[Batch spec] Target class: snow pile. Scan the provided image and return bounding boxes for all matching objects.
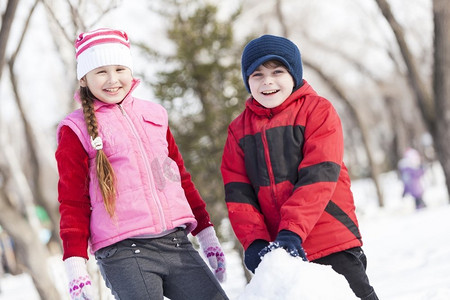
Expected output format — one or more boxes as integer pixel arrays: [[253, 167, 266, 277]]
[[237, 248, 357, 300]]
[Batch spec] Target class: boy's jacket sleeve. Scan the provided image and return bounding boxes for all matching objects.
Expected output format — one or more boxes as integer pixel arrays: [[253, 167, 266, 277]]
[[221, 127, 271, 250]]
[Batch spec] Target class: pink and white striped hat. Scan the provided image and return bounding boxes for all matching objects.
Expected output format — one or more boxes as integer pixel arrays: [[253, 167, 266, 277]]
[[75, 28, 133, 79]]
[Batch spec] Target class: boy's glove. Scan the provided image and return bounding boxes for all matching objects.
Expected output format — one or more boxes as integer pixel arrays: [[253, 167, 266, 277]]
[[244, 239, 270, 273], [196, 226, 227, 282], [259, 230, 308, 261], [64, 256, 94, 300]]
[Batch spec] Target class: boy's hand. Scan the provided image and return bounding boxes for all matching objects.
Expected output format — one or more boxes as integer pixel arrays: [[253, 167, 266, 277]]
[[259, 230, 308, 261], [196, 226, 227, 282], [244, 239, 270, 273]]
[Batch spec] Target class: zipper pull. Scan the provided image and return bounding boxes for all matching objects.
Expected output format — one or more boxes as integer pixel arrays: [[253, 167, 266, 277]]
[[118, 104, 126, 115]]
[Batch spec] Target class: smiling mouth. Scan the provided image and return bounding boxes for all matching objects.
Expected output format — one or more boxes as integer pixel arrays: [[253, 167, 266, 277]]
[[105, 87, 120, 93], [261, 89, 279, 95]]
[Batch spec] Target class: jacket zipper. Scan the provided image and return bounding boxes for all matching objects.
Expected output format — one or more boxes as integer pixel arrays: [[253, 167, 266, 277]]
[[261, 112, 278, 207], [118, 104, 167, 231]]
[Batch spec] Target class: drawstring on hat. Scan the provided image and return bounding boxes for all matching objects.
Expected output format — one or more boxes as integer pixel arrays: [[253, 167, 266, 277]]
[[90, 136, 103, 150]]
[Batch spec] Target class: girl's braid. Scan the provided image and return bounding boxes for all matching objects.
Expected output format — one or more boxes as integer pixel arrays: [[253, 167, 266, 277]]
[[80, 87, 117, 217]]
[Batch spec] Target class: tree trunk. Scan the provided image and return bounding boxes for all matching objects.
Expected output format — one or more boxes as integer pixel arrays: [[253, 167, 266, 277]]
[[0, 0, 19, 80], [432, 0, 450, 202], [0, 176, 61, 300], [375, 0, 450, 201], [8, 60, 61, 250], [374, 0, 435, 130]]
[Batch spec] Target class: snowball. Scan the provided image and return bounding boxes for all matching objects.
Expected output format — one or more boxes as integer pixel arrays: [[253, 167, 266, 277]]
[[238, 249, 357, 300]]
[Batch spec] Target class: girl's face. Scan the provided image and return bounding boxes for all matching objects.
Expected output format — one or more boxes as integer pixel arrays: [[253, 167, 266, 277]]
[[248, 63, 294, 108], [80, 65, 133, 104]]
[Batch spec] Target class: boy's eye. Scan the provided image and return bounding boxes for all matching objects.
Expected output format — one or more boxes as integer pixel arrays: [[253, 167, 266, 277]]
[[250, 72, 262, 77]]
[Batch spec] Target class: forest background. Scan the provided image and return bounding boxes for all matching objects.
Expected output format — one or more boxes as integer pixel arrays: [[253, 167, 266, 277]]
[[0, 0, 449, 299]]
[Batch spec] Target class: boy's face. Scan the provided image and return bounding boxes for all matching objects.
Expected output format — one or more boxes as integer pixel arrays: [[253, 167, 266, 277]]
[[248, 64, 294, 108], [80, 65, 133, 104]]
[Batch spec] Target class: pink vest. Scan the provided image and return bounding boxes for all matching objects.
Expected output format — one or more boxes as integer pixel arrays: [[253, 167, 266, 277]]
[[57, 89, 197, 253]]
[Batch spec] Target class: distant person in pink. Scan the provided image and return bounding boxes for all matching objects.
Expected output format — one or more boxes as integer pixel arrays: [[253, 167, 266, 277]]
[[398, 148, 427, 209]]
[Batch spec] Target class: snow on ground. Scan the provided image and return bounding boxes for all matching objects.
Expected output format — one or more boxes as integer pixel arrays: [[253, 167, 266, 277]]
[[0, 273, 40, 300], [0, 163, 449, 300], [362, 204, 450, 300]]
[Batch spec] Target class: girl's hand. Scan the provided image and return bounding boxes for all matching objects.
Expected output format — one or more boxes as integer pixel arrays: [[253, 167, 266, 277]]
[[196, 226, 227, 282], [64, 256, 95, 300]]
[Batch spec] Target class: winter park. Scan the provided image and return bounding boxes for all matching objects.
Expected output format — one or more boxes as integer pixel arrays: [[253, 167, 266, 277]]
[[1, 165, 449, 299], [1, 0, 450, 300]]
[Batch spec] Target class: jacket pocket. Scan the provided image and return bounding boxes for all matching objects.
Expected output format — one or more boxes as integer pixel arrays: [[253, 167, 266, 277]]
[[95, 244, 118, 260], [344, 247, 367, 269]]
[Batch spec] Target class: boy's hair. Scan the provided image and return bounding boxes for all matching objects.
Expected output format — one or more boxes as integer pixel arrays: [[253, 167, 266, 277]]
[[262, 60, 287, 69], [80, 87, 117, 217], [241, 35, 303, 93]]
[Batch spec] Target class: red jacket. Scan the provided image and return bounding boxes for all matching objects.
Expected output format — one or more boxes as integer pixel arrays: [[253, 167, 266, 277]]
[[221, 80, 362, 261]]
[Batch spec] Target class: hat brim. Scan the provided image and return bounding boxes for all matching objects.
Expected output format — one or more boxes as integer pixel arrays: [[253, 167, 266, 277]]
[[245, 54, 291, 77], [76, 43, 133, 80]]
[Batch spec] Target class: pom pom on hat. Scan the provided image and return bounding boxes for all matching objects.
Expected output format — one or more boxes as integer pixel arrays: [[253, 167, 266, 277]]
[[75, 28, 133, 80], [241, 35, 303, 93]]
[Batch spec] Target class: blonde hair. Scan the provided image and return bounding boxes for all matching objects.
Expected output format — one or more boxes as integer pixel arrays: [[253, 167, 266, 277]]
[[80, 87, 117, 217]]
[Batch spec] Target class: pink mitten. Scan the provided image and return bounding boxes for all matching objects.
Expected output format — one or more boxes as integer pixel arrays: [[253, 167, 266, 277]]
[[64, 256, 94, 300], [196, 226, 227, 282]]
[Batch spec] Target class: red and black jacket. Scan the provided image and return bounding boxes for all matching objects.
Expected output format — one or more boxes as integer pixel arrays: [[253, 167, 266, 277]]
[[221, 80, 362, 261]]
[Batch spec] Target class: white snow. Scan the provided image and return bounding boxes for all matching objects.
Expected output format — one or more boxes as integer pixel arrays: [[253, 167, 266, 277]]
[[237, 249, 356, 300], [0, 164, 449, 299]]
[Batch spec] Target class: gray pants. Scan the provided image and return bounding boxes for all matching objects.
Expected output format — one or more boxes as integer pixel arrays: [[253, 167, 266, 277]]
[[95, 228, 228, 300]]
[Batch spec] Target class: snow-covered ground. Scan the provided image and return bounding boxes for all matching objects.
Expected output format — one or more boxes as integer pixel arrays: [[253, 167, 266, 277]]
[[0, 162, 449, 300]]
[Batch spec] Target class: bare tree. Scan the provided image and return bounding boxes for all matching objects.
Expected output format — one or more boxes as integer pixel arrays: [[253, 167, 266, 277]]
[[374, 0, 435, 129], [0, 0, 19, 80], [8, 0, 62, 249], [0, 1, 62, 298], [375, 0, 450, 201], [432, 0, 450, 201], [0, 167, 60, 300]]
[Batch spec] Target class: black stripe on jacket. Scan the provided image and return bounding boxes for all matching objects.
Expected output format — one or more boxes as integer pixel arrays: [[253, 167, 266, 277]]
[[325, 200, 362, 240], [294, 161, 341, 190], [224, 182, 261, 212], [239, 125, 305, 187]]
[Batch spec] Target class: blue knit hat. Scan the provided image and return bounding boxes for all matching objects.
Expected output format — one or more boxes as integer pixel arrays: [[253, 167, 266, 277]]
[[241, 35, 303, 93]]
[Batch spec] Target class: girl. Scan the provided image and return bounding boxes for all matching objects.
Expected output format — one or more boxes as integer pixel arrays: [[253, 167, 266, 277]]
[[56, 28, 228, 300]]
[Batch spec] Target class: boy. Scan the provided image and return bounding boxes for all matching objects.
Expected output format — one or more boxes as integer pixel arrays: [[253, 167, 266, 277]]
[[221, 35, 378, 300]]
